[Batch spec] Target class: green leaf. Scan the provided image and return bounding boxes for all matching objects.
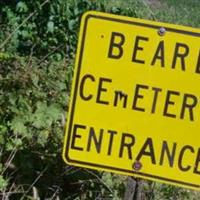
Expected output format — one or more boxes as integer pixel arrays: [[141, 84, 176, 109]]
[[57, 81, 66, 90], [0, 125, 7, 134], [55, 53, 62, 61], [68, 19, 76, 31], [46, 104, 61, 121], [0, 52, 12, 61], [8, 93, 17, 106], [14, 138, 23, 147], [0, 134, 5, 145], [47, 21, 54, 33], [10, 117, 27, 134], [37, 130, 49, 146], [102, 173, 113, 188], [32, 102, 47, 128], [16, 2, 28, 13], [21, 30, 30, 38], [31, 73, 39, 87], [32, 102, 61, 128], [0, 176, 8, 191]]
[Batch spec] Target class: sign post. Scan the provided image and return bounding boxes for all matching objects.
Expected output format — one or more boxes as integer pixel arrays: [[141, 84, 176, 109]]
[[63, 11, 200, 190]]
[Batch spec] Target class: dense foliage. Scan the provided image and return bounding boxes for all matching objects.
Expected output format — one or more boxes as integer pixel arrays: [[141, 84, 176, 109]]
[[0, 0, 200, 199], [0, 0, 132, 199]]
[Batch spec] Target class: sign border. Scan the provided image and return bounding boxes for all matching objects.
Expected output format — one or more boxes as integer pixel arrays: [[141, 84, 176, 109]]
[[63, 11, 200, 190]]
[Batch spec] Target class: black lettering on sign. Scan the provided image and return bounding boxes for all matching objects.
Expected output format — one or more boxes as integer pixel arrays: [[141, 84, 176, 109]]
[[195, 50, 200, 74], [79, 74, 95, 101], [132, 36, 149, 64], [119, 133, 135, 159], [194, 148, 200, 174], [159, 141, 177, 167], [96, 77, 112, 105], [172, 42, 189, 71], [136, 137, 156, 165], [163, 90, 180, 118], [71, 124, 85, 151], [132, 84, 149, 112], [108, 32, 125, 59], [87, 127, 103, 153], [107, 130, 117, 156], [180, 93, 198, 121], [178, 145, 194, 172], [151, 40, 165, 67], [114, 90, 128, 108], [151, 87, 162, 114]]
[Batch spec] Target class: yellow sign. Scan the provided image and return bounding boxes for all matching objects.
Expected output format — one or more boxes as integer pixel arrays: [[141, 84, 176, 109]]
[[63, 11, 200, 190]]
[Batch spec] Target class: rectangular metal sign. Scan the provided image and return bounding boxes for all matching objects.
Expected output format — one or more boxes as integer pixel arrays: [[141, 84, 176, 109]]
[[63, 11, 200, 190]]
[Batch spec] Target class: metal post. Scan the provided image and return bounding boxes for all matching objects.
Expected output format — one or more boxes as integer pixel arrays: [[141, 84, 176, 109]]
[[124, 178, 145, 200]]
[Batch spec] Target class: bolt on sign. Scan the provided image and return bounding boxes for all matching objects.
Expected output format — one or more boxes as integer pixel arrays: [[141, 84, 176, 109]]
[[63, 11, 200, 190]]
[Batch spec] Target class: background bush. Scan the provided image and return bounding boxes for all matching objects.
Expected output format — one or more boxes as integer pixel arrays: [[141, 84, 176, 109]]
[[0, 0, 200, 199]]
